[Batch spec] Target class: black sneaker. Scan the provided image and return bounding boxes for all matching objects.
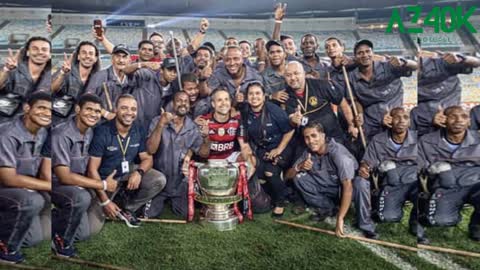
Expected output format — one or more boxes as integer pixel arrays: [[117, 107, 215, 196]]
[[362, 230, 380, 240], [51, 234, 76, 258], [309, 213, 328, 222], [417, 236, 430, 245], [0, 241, 25, 264], [117, 210, 141, 228]]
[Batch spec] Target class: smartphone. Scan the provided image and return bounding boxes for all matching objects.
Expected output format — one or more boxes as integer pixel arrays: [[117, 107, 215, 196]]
[[93, 19, 103, 38], [47, 14, 52, 24]]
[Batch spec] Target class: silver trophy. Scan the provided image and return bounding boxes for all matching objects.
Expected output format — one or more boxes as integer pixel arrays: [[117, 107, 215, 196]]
[[194, 160, 241, 231]]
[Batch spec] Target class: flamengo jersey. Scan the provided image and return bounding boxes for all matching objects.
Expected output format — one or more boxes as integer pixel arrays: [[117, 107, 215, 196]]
[[201, 113, 244, 159]]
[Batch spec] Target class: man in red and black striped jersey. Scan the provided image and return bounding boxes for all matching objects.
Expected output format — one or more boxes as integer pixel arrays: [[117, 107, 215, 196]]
[[197, 88, 251, 163]]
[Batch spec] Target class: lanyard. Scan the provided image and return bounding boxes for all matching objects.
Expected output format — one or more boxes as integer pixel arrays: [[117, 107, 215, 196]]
[[296, 83, 309, 113], [116, 135, 131, 161]]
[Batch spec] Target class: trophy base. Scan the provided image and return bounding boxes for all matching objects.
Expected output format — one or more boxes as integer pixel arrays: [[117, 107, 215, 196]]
[[200, 216, 239, 231]]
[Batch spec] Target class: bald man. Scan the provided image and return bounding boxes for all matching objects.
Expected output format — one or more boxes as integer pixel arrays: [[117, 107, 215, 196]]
[[284, 61, 345, 164], [418, 106, 480, 242]]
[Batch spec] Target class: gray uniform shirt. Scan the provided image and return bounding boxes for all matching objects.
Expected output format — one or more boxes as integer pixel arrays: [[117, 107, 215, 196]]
[[417, 58, 473, 136], [0, 118, 48, 177], [85, 66, 129, 112], [418, 129, 480, 187], [294, 139, 358, 189], [51, 117, 93, 182], [349, 61, 412, 140], [148, 116, 203, 196], [208, 63, 262, 98], [262, 66, 287, 95], [470, 105, 480, 130]]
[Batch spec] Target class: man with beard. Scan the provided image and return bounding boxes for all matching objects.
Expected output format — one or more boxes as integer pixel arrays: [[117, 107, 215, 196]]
[[165, 73, 211, 120], [183, 45, 215, 84], [286, 121, 356, 238], [355, 107, 421, 240], [128, 57, 179, 131], [243, 82, 294, 216], [51, 41, 101, 125], [144, 92, 204, 218], [0, 92, 52, 263], [349, 39, 417, 141], [86, 44, 132, 121], [197, 88, 250, 162], [51, 94, 118, 258], [285, 61, 345, 162], [418, 106, 480, 242], [299, 34, 329, 79], [88, 94, 166, 228], [417, 52, 480, 136], [201, 46, 262, 101], [0, 37, 51, 124]]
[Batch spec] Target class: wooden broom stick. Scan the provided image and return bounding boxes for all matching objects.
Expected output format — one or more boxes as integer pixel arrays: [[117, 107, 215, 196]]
[[275, 219, 418, 252], [0, 262, 51, 270], [418, 244, 480, 258], [52, 255, 133, 270], [139, 218, 187, 224]]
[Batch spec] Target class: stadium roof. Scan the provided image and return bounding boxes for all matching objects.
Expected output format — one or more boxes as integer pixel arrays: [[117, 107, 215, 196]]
[[0, 0, 478, 19]]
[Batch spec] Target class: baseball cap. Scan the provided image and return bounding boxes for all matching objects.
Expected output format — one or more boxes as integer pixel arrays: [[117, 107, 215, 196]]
[[162, 58, 177, 69], [266, 40, 285, 52], [354, 39, 373, 54], [112, 44, 130, 55]]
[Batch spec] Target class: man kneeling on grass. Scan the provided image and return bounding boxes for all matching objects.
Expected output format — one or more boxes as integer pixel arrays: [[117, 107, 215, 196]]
[[286, 121, 356, 238], [356, 107, 421, 241], [0, 92, 52, 263], [51, 94, 118, 257], [87, 94, 166, 228], [418, 105, 480, 242]]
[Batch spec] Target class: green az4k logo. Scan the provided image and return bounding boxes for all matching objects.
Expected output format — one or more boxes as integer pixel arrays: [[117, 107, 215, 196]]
[[386, 6, 477, 33]]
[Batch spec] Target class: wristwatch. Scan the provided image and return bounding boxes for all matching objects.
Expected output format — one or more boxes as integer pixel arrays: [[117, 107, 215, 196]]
[[136, 168, 145, 177]]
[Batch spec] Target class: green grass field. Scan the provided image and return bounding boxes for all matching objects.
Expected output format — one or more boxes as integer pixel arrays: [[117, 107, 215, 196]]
[[2, 205, 479, 270]]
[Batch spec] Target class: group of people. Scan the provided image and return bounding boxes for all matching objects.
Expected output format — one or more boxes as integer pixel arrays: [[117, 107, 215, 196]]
[[0, 3, 479, 264]]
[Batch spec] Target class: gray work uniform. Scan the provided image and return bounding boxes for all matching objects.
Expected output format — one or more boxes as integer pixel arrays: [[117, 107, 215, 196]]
[[52, 65, 96, 126], [85, 66, 130, 113], [0, 118, 50, 252], [145, 116, 203, 218], [0, 62, 51, 124], [262, 66, 287, 95], [348, 61, 413, 141], [418, 129, 480, 237], [294, 139, 358, 217], [417, 58, 472, 136], [208, 63, 262, 98], [355, 130, 421, 236], [470, 105, 480, 130], [129, 68, 164, 131], [51, 118, 104, 247], [299, 54, 329, 79]]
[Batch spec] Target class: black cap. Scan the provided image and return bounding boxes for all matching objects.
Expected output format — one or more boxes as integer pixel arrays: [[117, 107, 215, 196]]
[[354, 39, 373, 54], [162, 58, 177, 69], [202, 42, 216, 53], [112, 44, 130, 55], [266, 40, 284, 52]]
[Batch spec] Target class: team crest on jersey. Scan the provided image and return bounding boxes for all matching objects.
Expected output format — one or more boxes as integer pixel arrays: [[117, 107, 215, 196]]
[[218, 127, 225, 136], [309, 96, 318, 106], [227, 127, 236, 136]]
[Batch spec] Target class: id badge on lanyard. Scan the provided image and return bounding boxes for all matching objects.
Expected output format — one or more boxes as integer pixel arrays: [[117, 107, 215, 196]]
[[117, 135, 131, 174]]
